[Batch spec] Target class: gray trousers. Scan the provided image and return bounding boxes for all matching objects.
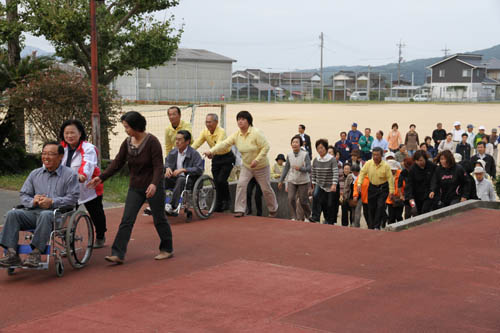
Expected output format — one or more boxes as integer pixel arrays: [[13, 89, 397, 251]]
[[0, 209, 54, 252], [287, 183, 311, 220], [352, 200, 362, 228]]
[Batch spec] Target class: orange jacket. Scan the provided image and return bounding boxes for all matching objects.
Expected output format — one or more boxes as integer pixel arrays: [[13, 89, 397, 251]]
[[353, 176, 370, 204], [386, 170, 404, 204]]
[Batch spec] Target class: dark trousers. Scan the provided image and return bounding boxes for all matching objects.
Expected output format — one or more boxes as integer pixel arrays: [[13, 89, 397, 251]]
[[414, 198, 435, 215], [387, 204, 403, 224], [341, 202, 354, 226], [165, 175, 197, 209], [361, 151, 372, 161], [83, 195, 107, 239], [312, 187, 336, 224], [404, 201, 413, 219], [246, 177, 262, 216], [367, 182, 389, 229], [112, 184, 173, 260], [362, 203, 370, 226], [212, 152, 235, 209]]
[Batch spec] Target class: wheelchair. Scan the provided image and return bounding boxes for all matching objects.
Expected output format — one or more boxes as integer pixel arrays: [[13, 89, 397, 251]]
[[2, 205, 94, 277], [165, 174, 217, 222]]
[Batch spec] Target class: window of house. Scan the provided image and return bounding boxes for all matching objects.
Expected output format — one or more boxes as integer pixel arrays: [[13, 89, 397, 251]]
[[439, 69, 445, 77], [462, 69, 471, 77]]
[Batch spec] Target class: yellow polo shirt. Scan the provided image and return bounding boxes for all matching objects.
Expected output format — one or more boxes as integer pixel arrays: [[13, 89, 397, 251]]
[[192, 126, 231, 155], [210, 126, 269, 169], [164, 120, 192, 154], [356, 159, 394, 193]]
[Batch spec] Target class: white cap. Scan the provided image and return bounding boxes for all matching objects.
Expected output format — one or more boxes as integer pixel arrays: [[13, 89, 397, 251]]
[[473, 166, 485, 174], [478, 125, 485, 130], [453, 153, 462, 163], [388, 160, 401, 170], [384, 151, 395, 160], [453, 121, 461, 126], [475, 159, 486, 169]]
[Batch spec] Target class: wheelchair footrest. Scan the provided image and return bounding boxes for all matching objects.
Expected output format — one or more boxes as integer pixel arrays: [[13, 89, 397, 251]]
[[15, 244, 51, 255]]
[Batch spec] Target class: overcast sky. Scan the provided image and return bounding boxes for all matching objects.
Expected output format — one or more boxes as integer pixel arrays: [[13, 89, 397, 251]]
[[26, 0, 500, 71]]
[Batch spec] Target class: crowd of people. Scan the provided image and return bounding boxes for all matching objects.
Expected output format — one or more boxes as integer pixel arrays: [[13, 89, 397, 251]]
[[1, 108, 499, 268], [270, 121, 498, 229]]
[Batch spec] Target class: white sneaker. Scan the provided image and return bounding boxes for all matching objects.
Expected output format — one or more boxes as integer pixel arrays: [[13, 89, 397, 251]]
[[165, 203, 173, 214], [291, 218, 296, 221], [304, 218, 310, 222]]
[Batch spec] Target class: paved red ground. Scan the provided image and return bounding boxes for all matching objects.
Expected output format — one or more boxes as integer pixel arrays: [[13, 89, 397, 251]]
[[1, 207, 499, 332]]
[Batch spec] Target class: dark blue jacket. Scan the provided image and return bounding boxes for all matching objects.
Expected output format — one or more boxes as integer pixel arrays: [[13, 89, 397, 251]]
[[165, 145, 204, 176], [334, 139, 353, 164]]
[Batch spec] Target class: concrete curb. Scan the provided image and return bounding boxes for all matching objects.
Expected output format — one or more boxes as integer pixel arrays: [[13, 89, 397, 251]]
[[386, 200, 500, 232]]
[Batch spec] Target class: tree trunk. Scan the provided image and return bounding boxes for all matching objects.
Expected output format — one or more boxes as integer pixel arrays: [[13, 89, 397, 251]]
[[6, 0, 25, 149]]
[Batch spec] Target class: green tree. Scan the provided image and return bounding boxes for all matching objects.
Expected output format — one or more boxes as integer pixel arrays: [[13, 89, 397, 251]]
[[23, 0, 182, 157]]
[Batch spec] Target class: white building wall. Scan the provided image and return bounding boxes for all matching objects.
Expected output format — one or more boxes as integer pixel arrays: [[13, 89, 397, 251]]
[[430, 82, 494, 101], [113, 60, 233, 102]]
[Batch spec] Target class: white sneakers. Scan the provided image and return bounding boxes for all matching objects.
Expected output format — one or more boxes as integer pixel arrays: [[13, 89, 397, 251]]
[[165, 203, 173, 214]]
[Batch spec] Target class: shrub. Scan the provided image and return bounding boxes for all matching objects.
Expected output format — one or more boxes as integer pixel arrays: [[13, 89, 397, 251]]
[[4, 68, 121, 148]]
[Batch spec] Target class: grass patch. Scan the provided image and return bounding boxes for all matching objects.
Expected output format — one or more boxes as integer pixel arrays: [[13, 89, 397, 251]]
[[0, 171, 30, 191], [0, 172, 129, 203]]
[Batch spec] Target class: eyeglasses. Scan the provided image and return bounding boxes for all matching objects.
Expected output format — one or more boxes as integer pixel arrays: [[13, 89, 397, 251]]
[[41, 152, 59, 156]]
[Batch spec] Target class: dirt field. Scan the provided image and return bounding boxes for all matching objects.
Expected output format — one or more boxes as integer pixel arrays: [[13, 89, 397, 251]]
[[113, 103, 500, 164]]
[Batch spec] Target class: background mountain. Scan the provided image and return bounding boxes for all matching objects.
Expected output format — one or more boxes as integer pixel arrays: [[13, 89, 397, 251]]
[[21, 45, 53, 58], [311, 44, 500, 86]]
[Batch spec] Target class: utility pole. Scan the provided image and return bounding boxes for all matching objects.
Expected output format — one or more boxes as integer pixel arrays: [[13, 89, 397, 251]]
[[320, 32, 324, 100], [441, 45, 451, 57], [90, 0, 101, 165], [397, 39, 405, 86]]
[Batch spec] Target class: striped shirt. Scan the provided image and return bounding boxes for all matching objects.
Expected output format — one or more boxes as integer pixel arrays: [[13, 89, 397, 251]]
[[311, 154, 339, 192]]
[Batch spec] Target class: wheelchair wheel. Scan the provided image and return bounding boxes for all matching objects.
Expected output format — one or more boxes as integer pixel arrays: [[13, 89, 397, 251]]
[[192, 175, 216, 219], [66, 211, 94, 269], [55, 260, 64, 277]]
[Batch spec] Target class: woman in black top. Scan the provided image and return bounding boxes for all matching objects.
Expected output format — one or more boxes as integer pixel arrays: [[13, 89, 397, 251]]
[[406, 150, 437, 215], [430, 150, 470, 208], [88, 111, 173, 264]]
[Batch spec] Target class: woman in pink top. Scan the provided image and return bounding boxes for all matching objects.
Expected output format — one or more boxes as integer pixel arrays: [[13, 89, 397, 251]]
[[387, 123, 402, 152]]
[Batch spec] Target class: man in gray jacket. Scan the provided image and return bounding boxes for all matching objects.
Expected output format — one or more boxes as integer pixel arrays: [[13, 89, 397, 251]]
[[0, 142, 80, 268], [164, 130, 204, 214], [474, 167, 496, 202]]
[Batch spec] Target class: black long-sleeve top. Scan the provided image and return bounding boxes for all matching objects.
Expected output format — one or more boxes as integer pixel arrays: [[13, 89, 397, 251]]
[[432, 129, 447, 146], [431, 164, 470, 205], [470, 154, 496, 179], [406, 161, 437, 201]]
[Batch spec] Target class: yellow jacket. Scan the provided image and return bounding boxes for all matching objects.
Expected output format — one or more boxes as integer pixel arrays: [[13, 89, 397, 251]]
[[164, 120, 192, 154], [192, 126, 231, 155]]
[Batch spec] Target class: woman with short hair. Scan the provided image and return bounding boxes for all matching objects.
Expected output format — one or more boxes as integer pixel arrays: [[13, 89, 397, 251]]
[[205, 110, 278, 218], [88, 111, 173, 264], [278, 135, 312, 221], [60, 119, 107, 248]]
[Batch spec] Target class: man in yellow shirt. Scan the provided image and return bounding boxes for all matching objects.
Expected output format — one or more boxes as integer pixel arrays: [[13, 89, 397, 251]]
[[165, 106, 192, 154], [192, 113, 235, 211], [355, 147, 394, 229]]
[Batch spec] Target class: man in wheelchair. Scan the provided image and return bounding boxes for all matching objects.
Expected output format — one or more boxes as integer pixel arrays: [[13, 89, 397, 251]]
[[0, 142, 79, 268], [164, 130, 204, 215]]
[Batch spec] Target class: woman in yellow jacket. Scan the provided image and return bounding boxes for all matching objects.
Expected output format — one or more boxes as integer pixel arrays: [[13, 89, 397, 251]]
[[205, 111, 278, 218]]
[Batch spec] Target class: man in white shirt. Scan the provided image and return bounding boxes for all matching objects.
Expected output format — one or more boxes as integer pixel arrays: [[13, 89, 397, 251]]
[[452, 121, 465, 143], [474, 167, 496, 201]]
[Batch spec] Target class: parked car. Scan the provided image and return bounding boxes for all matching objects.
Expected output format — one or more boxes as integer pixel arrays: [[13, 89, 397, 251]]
[[412, 94, 429, 102], [350, 91, 369, 101]]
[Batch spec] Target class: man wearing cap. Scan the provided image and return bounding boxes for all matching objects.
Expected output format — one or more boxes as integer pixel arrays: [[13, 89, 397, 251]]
[[471, 142, 496, 179], [347, 123, 363, 151], [489, 128, 498, 166], [466, 124, 475, 148], [452, 121, 465, 143], [356, 147, 394, 230], [474, 167, 496, 201], [473, 126, 487, 148]]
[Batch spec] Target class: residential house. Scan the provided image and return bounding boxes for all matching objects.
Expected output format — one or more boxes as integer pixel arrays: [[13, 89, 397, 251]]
[[427, 53, 499, 101]]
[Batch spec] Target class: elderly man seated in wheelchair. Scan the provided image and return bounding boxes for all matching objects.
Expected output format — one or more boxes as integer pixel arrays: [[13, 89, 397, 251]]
[[0, 142, 79, 268], [164, 130, 204, 215]]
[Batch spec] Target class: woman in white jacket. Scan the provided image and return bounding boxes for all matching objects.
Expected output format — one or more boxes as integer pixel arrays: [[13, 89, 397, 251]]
[[60, 119, 107, 248]]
